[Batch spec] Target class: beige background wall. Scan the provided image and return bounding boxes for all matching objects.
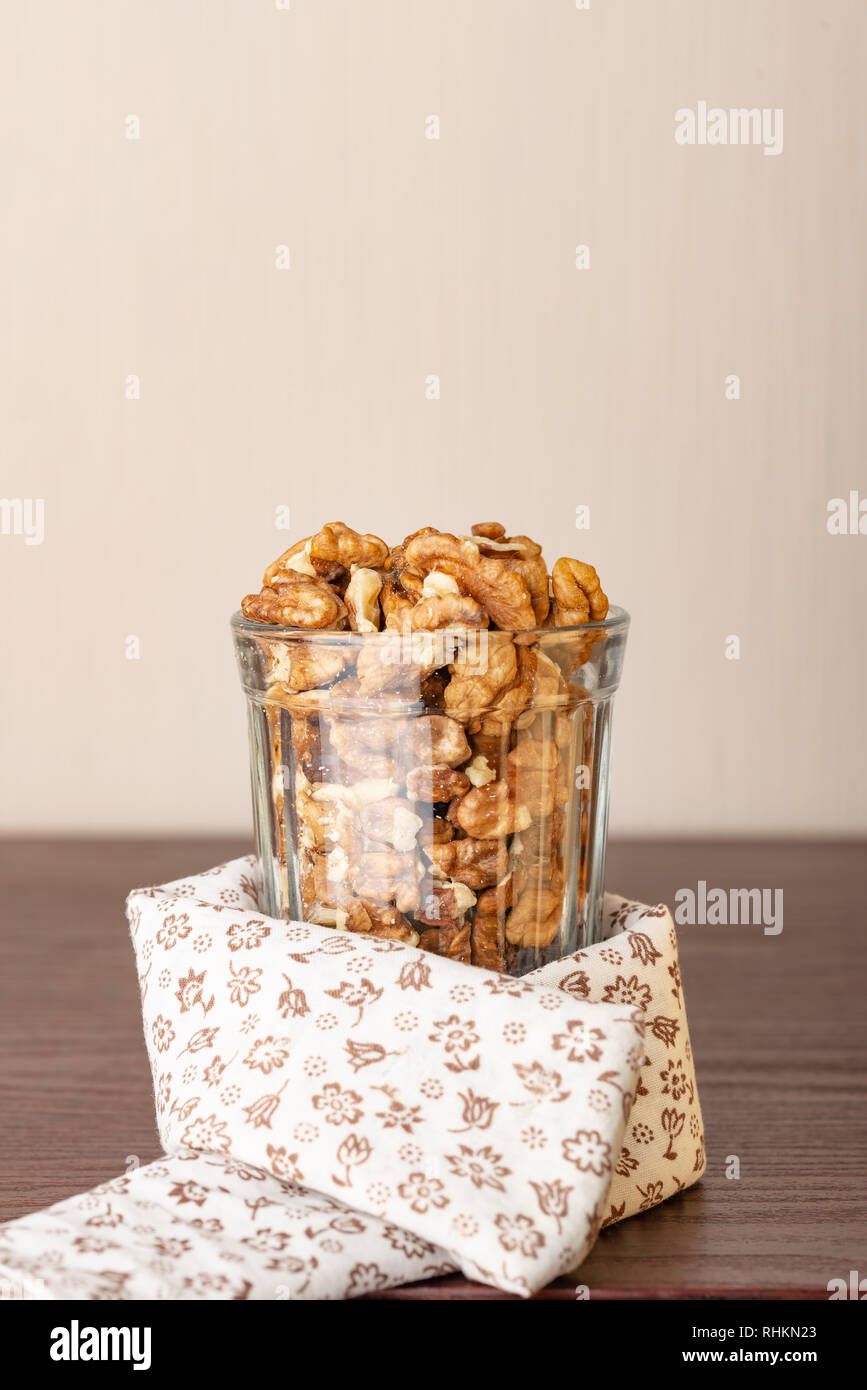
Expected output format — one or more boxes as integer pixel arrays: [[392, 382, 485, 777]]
[[1, 0, 865, 836]]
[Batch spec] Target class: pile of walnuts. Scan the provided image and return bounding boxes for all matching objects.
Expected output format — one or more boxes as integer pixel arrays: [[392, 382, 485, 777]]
[[241, 522, 609, 973]]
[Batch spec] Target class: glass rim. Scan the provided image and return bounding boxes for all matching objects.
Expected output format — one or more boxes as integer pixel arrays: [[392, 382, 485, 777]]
[[230, 603, 630, 642]]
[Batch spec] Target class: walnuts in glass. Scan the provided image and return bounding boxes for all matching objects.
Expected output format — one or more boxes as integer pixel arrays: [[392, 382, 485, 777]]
[[239, 520, 611, 968]]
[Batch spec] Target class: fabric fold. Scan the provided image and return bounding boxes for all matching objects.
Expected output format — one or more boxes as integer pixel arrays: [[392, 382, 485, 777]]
[[0, 857, 703, 1300]]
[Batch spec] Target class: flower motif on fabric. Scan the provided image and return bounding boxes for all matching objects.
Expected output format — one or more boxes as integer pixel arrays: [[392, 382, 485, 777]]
[[324, 977, 384, 1027], [396, 958, 433, 992], [602, 974, 653, 1012], [241, 1083, 287, 1129], [312, 1082, 363, 1127], [562, 1129, 612, 1176], [445, 1145, 511, 1192], [152, 1015, 176, 1054], [228, 960, 262, 1007], [181, 1114, 232, 1153], [449, 1089, 499, 1133], [556, 968, 590, 998], [243, 1036, 290, 1075], [383, 1225, 437, 1259], [627, 929, 663, 967], [397, 1172, 449, 1215], [637, 1180, 665, 1211], [345, 1263, 388, 1297], [226, 920, 270, 952], [277, 975, 309, 1019], [659, 1058, 690, 1102], [265, 1145, 304, 1182], [529, 1180, 572, 1234], [551, 1018, 605, 1064], [502, 1021, 526, 1045], [174, 967, 215, 1017], [167, 1181, 208, 1207], [661, 1108, 686, 1160], [428, 1015, 480, 1073], [520, 1125, 548, 1150], [513, 1060, 570, 1103], [372, 1085, 424, 1134], [156, 913, 191, 950], [494, 1213, 544, 1259]]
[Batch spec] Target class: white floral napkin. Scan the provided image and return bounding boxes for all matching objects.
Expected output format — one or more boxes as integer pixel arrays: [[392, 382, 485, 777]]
[[0, 857, 648, 1300], [0, 1152, 453, 1300]]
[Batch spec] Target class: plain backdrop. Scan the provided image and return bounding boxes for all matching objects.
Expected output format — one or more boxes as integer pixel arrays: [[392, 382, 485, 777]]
[[1, 0, 865, 835]]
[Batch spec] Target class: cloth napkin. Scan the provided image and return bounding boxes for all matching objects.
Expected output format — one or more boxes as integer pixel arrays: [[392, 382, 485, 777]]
[[0, 1153, 456, 1300], [0, 857, 701, 1299]]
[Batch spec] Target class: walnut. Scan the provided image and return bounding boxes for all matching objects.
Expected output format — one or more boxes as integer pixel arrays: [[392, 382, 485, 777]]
[[471, 914, 506, 971], [420, 672, 448, 710], [386, 528, 439, 585], [443, 634, 518, 723], [403, 532, 536, 630], [505, 900, 562, 949], [406, 765, 472, 802], [360, 797, 424, 852], [551, 557, 609, 625], [410, 715, 471, 768], [421, 570, 461, 599], [470, 522, 507, 541], [355, 631, 446, 695], [415, 880, 477, 927], [470, 727, 512, 779], [455, 780, 531, 838], [344, 568, 383, 633], [348, 850, 422, 913], [242, 575, 346, 630], [428, 816, 455, 845], [296, 793, 341, 852], [465, 525, 541, 561], [266, 643, 346, 693], [303, 773, 401, 812], [263, 539, 319, 586], [418, 927, 442, 954], [439, 919, 472, 964], [506, 736, 559, 819], [475, 644, 536, 733], [311, 847, 353, 908], [309, 522, 389, 571], [505, 866, 564, 948], [459, 530, 548, 621], [396, 569, 424, 600], [508, 736, 559, 774], [344, 899, 419, 945], [355, 634, 421, 697], [429, 836, 508, 889], [408, 592, 488, 631], [476, 875, 515, 916], [507, 552, 550, 625], [381, 575, 416, 630], [464, 753, 496, 787], [326, 718, 403, 782], [326, 673, 364, 704]]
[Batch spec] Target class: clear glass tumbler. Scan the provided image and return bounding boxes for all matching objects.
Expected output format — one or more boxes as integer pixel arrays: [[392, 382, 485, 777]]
[[232, 610, 629, 975]]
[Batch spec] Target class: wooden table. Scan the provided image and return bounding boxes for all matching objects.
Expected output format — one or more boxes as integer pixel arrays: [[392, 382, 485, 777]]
[[1, 837, 864, 1299]]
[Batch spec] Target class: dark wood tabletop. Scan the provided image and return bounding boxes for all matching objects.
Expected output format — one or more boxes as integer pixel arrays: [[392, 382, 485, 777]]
[[1, 837, 864, 1300]]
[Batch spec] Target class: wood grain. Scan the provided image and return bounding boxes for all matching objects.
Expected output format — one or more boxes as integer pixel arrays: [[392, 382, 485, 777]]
[[1, 837, 865, 1299]]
